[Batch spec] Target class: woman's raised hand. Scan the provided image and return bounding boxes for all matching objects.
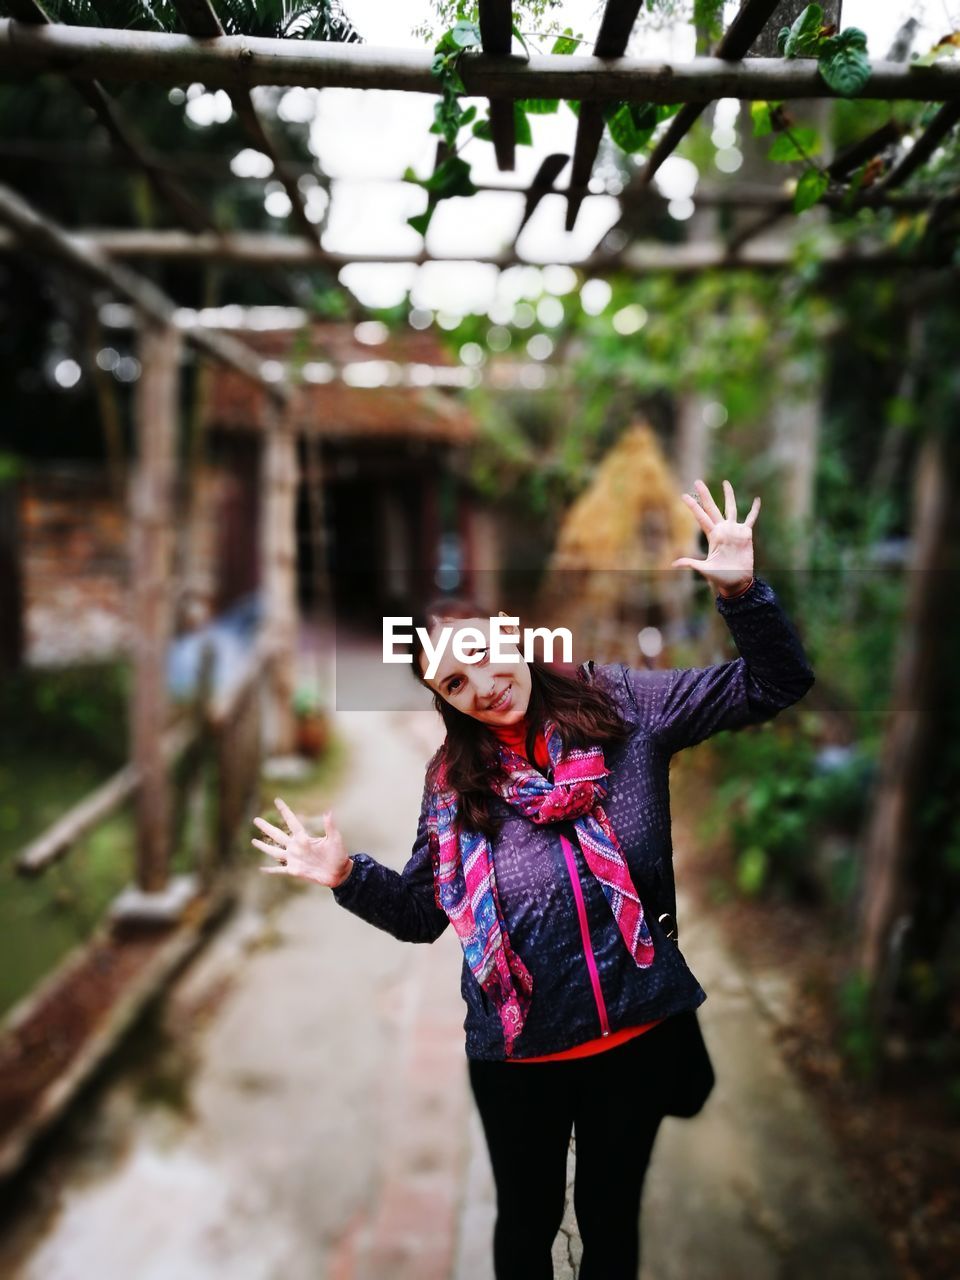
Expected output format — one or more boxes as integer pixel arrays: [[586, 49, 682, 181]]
[[671, 478, 759, 597], [252, 797, 352, 888]]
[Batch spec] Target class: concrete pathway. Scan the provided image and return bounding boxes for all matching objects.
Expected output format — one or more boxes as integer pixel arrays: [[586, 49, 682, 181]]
[[0, 646, 899, 1280]]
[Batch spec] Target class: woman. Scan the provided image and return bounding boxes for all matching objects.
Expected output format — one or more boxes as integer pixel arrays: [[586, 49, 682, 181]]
[[251, 479, 815, 1279]]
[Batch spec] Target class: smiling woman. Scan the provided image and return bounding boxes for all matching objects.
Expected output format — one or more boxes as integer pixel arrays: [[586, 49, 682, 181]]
[[253, 479, 816, 1280]]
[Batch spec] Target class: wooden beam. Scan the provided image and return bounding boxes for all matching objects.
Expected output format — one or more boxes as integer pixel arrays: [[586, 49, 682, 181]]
[[168, 0, 322, 245], [0, 183, 290, 401], [636, 0, 786, 189], [877, 100, 960, 193], [479, 0, 516, 172], [259, 404, 299, 756], [0, 225, 953, 275], [129, 321, 181, 894], [2, 24, 958, 101], [566, 0, 643, 231], [515, 152, 571, 239], [2, 0, 214, 233]]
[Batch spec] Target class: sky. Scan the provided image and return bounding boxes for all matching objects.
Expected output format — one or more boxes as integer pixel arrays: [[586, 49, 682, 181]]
[[196, 1, 959, 316]]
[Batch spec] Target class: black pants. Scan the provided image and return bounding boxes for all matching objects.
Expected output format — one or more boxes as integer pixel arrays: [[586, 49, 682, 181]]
[[468, 1010, 715, 1280]]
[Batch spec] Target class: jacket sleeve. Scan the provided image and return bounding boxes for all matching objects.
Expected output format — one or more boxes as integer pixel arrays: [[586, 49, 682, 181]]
[[623, 577, 815, 755], [331, 768, 450, 944]]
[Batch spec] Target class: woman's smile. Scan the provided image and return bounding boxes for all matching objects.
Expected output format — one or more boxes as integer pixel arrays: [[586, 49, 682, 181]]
[[485, 684, 513, 714]]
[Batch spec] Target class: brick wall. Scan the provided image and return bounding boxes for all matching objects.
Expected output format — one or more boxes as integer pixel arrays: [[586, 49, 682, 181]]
[[19, 465, 234, 667]]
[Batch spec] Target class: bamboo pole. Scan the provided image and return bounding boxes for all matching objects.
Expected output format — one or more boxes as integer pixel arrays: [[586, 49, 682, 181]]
[[1, 23, 958, 101], [129, 321, 182, 894], [259, 403, 299, 756]]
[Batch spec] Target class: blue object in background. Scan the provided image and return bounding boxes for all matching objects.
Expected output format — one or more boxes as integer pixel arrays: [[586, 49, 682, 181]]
[[167, 592, 264, 703]]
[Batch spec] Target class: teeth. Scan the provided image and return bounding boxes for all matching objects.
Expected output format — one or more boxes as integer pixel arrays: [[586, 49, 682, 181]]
[[490, 687, 509, 709]]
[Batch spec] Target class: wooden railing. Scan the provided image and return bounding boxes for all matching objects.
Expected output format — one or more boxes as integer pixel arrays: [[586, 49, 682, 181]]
[[14, 633, 277, 889]]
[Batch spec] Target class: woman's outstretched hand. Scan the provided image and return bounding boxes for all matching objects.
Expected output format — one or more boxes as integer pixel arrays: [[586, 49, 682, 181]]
[[671, 478, 759, 598], [252, 797, 352, 888]]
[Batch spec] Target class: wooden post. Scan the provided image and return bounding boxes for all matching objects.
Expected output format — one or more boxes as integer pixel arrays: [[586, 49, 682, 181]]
[[129, 320, 182, 893], [260, 404, 299, 755], [856, 426, 960, 1012]]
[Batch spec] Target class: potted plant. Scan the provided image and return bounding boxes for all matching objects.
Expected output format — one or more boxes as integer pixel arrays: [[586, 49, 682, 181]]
[[293, 684, 329, 758]]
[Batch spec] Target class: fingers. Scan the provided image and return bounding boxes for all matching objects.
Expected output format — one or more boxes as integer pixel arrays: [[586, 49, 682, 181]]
[[671, 557, 706, 571], [693, 479, 724, 524], [679, 491, 714, 536], [722, 478, 738, 523], [253, 815, 289, 846], [322, 809, 338, 837], [275, 796, 306, 837], [744, 495, 761, 528], [252, 837, 288, 861]]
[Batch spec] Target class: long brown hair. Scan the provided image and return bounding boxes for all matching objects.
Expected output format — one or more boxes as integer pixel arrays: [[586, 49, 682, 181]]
[[411, 596, 630, 839]]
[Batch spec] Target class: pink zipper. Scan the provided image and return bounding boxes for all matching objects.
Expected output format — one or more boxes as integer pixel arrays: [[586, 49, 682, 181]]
[[559, 833, 611, 1037]]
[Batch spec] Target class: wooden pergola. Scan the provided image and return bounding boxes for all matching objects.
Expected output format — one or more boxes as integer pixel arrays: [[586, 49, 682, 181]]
[[2, 0, 956, 1000]]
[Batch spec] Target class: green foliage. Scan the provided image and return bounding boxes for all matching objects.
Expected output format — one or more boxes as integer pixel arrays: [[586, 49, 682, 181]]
[[794, 166, 829, 212], [776, 4, 871, 98], [34, 0, 363, 41], [0, 662, 130, 764], [750, 100, 783, 137], [692, 0, 724, 45], [836, 970, 882, 1078], [768, 126, 821, 163], [911, 31, 960, 68], [818, 28, 870, 96]]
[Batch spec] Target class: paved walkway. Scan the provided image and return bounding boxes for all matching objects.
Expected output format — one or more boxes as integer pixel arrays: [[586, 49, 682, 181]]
[[0, 648, 899, 1280]]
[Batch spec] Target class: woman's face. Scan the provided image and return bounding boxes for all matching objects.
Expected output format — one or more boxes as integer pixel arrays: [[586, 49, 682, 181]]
[[421, 614, 533, 725]]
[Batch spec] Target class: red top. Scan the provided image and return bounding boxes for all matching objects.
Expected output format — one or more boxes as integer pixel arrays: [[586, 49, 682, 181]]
[[489, 713, 666, 1063]]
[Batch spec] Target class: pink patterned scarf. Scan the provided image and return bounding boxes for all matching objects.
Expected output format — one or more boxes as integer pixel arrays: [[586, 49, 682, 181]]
[[427, 720, 655, 1056]]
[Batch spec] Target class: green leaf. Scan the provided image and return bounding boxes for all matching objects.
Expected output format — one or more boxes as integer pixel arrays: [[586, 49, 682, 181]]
[[429, 96, 463, 138], [782, 4, 824, 59], [793, 167, 829, 212], [407, 209, 433, 237], [514, 103, 533, 146], [605, 101, 658, 153], [472, 117, 492, 141], [566, 100, 580, 117], [736, 846, 768, 896], [459, 105, 477, 126], [511, 22, 530, 58], [819, 29, 871, 96], [552, 28, 582, 55], [751, 100, 783, 137], [521, 98, 559, 115], [420, 155, 476, 198], [768, 126, 821, 162], [911, 33, 960, 67], [450, 19, 481, 49]]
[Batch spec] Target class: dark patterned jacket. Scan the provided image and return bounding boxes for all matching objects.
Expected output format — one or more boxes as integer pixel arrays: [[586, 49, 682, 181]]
[[333, 578, 815, 1060]]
